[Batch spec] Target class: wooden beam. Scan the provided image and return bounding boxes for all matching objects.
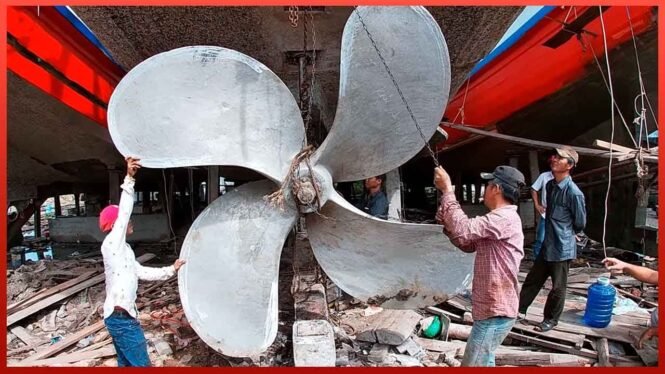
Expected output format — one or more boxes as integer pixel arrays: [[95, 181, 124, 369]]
[[596, 338, 612, 367], [7, 254, 155, 326], [15, 345, 115, 367], [7, 271, 97, 315], [572, 159, 635, 180], [74, 192, 81, 216], [441, 122, 658, 162], [593, 139, 638, 154], [511, 323, 585, 349], [10, 326, 40, 346], [19, 320, 107, 364]]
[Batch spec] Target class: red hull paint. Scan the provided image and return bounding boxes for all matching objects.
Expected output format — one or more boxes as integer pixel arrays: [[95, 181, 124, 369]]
[[7, 43, 108, 126], [7, 6, 124, 126], [441, 6, 655, 148]]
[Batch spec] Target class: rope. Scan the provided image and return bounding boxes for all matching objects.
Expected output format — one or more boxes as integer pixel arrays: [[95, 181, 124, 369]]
[[264, 145, 317, 211], [625, 7, 658, 130], [451, 77, 472, 125], [598, 7, 614, 260], [578, 34, 638, 148]]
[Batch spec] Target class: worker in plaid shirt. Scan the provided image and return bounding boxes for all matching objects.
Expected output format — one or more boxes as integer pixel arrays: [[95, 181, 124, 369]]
[[435, 165, 525, 367]]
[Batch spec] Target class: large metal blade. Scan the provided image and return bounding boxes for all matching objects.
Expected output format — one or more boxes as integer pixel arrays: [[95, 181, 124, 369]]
[[307, 192, 473, 309], [108, 46, 304, 182], [313, 6, 451, 182], [178, 180, 298, 357]]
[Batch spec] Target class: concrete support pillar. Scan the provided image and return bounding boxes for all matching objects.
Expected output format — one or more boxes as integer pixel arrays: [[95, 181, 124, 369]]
[[509, 156, 519, 169], [108, 169, 123, 204], [53, 195, 62, 217], [188, 168, 195, 221], [74, 192, 81, 216], [385, 168, 402, 221], [454, 173, 462, 201], [33, 202, 41, 238], [142, 189, 152, 214], [528, 150, 540, 227], [528, 150, 540, 184], [207, 166, 220, 204]]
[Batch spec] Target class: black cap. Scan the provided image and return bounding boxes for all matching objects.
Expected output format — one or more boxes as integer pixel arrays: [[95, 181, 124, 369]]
[[480, 165, 525, 189]]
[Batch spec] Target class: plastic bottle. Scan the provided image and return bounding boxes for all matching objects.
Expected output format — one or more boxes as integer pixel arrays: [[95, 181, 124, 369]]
[[583, 276, 616, 328]]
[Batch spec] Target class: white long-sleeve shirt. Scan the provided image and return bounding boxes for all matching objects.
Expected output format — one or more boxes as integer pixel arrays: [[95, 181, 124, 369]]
[[101, 175, 175, 319]]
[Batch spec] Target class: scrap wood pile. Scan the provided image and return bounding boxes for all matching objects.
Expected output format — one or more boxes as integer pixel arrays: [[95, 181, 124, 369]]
[[327, 245, 658, 367], [5, 251, 225, 367]]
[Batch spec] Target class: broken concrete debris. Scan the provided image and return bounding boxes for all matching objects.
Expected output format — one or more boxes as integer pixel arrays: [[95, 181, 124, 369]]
[[5, 240, 658, 367]]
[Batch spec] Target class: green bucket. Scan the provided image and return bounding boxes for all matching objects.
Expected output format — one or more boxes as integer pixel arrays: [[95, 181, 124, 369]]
[[422, 315, 442, 338]]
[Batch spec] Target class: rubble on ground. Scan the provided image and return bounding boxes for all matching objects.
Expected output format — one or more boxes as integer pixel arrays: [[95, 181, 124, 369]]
[[6, 240, 658, 367]]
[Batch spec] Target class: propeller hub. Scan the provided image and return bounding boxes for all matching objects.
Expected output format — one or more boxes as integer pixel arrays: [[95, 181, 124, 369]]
[[293, 164, 333, 213]]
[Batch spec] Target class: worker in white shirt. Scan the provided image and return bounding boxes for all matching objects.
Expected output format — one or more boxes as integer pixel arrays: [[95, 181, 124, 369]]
[[98, 156, 185, 367], [530, 154, 555, 259]]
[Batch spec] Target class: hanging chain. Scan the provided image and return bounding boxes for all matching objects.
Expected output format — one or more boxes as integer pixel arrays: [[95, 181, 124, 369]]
[[307, 8, 317, 135], [288, 6, 299, 28], [353, 7, 440, 167]]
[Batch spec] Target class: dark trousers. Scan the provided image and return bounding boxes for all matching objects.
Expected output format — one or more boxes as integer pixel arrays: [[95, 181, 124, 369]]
[[519, 255, 570, 322], [104, 310, 151, 367]]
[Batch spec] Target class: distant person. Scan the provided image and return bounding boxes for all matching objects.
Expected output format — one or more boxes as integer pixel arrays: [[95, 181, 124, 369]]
[[360, 175, 389, 219], [99, 157, 186, 367], [519, 147, 586, 333], [530, 154, 556, 259]]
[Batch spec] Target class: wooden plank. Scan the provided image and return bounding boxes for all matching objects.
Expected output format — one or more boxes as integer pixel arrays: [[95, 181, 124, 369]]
[[425, 306, 462, 322], [596, 338, 611, 367], [635, 344, 658, 366], [19, 320, 106, 364], [13, 346, 116, 367], [593, 139, 637, 154], [506, 331, 629, 363], [511, 323, 585, 348], [7, 271, 97, 315], [447, 323, 472, 340], [616, 287, 658, 308], [412, 337, 465, 356], [441, 122, 658, 162], [522, 303, 636, 344], [6, 339, 51, 357], [7, 254, 155, 326], [10, 326, 40, 346], [494, 351, 595, 367]]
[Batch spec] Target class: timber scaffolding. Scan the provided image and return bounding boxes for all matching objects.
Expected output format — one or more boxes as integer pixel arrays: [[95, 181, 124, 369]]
[[5, 234, 659, 367]]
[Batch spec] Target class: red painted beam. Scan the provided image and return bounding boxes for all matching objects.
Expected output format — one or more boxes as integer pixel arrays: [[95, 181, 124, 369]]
[[7, 6, 125, 127], [441, 6, 655, 147], [8, 43, 108, 126]]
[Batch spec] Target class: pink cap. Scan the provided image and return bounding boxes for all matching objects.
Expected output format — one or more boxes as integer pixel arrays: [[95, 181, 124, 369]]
[[99, 205, 119, 233]]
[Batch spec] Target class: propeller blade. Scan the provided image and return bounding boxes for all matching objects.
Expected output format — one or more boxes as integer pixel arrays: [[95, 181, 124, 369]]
[[178, 180, 298, 357], [313, 6, 451, 182], [307, 192, 473, 309], [108, 46, 304, 182]]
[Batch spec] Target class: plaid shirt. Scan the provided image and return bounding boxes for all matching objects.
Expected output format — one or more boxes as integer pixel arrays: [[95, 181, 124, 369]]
[[440, 192, 524, 320]]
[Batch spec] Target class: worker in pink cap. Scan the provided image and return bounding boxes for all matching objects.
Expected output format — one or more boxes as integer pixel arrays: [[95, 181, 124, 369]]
[[100, 156, 185, 367]]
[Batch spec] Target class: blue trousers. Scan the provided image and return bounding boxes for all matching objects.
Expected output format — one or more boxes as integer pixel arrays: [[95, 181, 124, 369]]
[[104, 310, 151, 367], [462, 316, 515, 367], [533, 217, 546, 259]]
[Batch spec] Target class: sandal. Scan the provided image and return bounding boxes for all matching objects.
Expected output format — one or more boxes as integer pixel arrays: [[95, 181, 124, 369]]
[[535, 319, 557, 332], [516, 312, 528, 324]]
